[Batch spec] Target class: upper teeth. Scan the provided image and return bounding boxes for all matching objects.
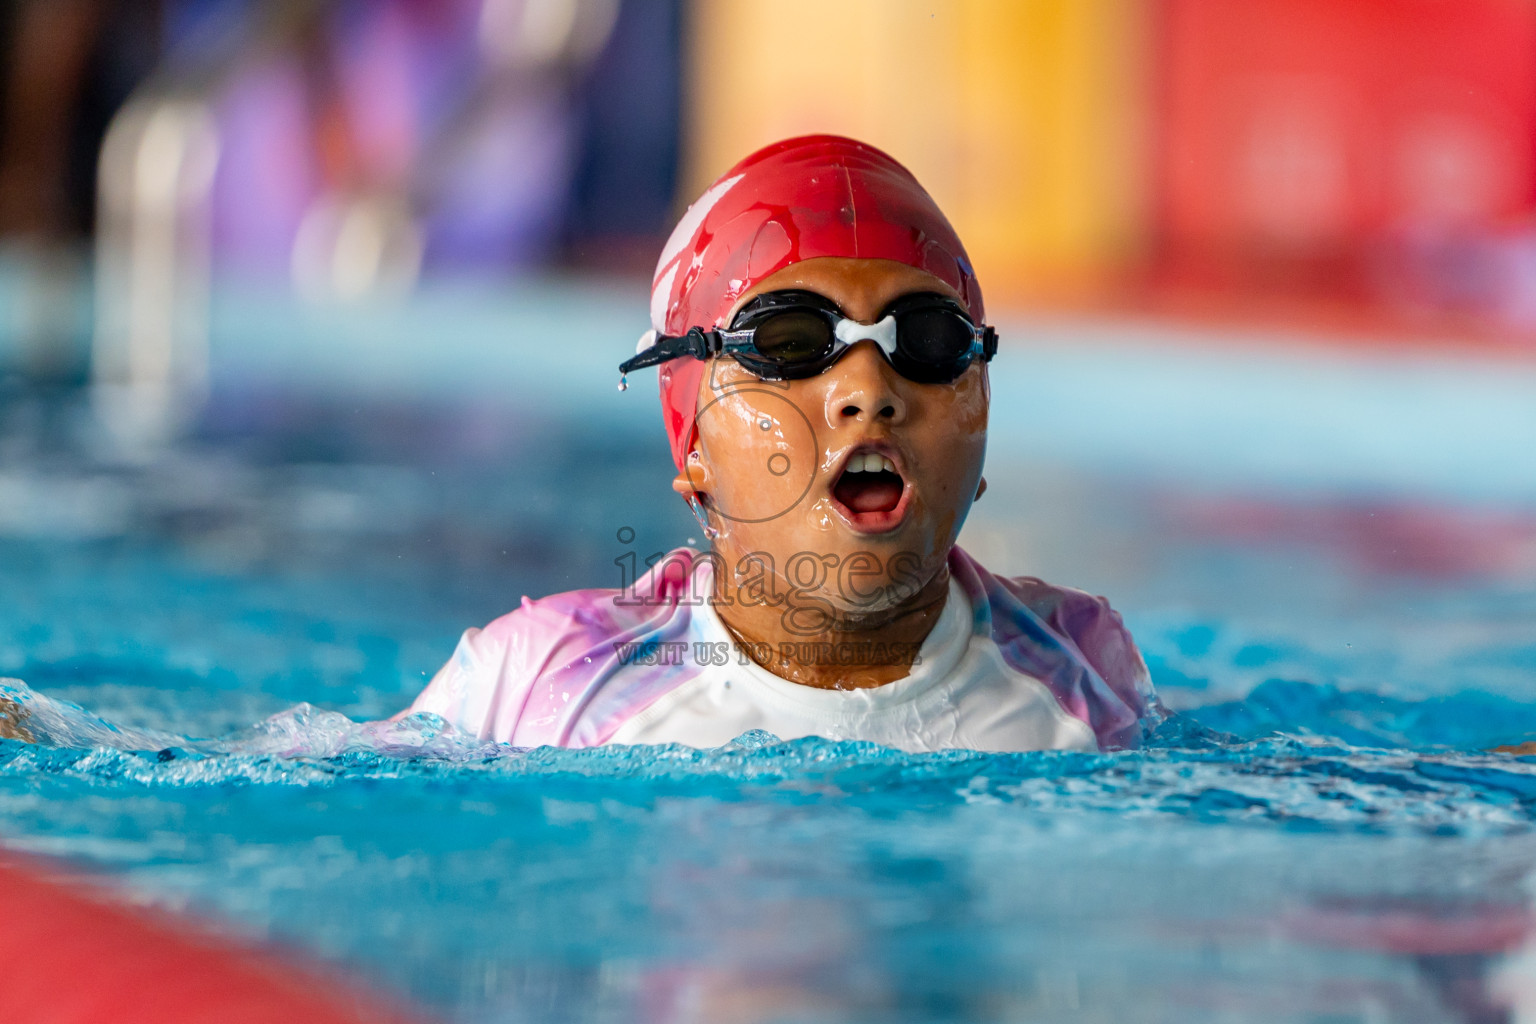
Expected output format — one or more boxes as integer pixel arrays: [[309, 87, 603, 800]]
[[847, 453, 897, 474]]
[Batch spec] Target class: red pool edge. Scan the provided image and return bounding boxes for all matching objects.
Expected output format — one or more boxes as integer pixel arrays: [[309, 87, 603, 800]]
[[0, 853, 430, 1024]]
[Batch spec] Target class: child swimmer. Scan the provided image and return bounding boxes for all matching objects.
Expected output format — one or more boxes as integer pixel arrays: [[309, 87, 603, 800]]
[[401, 135, 1161, 752]]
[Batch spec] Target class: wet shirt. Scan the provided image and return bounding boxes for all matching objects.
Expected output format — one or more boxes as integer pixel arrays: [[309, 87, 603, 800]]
[[403, 547, 1159, 753]]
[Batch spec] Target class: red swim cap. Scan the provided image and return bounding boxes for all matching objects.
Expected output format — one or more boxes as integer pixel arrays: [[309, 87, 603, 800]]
[[650, 134, 984, 473]]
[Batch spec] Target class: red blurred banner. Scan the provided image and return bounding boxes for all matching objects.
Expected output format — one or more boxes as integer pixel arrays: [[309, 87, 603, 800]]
[[1154, 0, 1536, 322]]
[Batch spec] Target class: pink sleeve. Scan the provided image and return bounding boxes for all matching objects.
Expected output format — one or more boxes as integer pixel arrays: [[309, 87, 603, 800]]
[[1007, 577, 1159, 744], [950, 545, 1160, 750], [397, 594, 581, 744], [402, 624, 503, 737], [1047, 589, 1156, 708], [393, 552, 705, 747]]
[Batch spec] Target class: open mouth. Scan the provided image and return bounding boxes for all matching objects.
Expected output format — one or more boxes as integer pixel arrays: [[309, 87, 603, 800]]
[[830, 448, 909, 531]]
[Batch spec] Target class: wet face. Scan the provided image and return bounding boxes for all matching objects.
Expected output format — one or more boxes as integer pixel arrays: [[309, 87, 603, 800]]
[[675, 256, 989, 619]]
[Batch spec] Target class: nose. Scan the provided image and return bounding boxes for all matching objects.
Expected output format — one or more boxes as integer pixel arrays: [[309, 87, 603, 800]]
[[823, 341, 907, 429]]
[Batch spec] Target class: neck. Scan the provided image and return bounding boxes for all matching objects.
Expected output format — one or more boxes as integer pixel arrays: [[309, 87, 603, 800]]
[[708, 551, 952, 689]]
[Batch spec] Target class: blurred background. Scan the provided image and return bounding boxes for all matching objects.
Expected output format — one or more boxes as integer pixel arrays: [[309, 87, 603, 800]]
[[6, 0, 1536, 403], [1, 0, 1535, 393], [3, 3, 1536, 1021]]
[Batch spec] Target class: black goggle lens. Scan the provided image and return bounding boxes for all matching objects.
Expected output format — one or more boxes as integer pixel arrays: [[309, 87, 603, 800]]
[[893, 308, 976, 366], [751, 310, 836, 365]]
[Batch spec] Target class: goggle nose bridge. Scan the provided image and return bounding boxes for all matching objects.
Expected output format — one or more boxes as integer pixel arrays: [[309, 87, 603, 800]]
[[833, 314, 899, 357]]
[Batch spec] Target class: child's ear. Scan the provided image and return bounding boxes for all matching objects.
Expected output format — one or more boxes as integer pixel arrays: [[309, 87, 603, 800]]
[[974, 476, 987, 501], [672, 448, 712, 497]]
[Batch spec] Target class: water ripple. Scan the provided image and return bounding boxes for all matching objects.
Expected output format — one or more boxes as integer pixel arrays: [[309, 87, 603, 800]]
[[2, 678, 1533, 838]]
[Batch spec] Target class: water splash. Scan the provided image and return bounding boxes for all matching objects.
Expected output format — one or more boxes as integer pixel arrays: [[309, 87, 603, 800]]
[[2, 677, 1534, 836]]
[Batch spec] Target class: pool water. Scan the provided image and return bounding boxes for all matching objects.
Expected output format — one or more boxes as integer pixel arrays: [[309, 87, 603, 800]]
[[4, 325, 1536, 1022]]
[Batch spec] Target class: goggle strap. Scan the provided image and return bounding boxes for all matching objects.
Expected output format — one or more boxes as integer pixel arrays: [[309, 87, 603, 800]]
[[618, 326, 722, 374]]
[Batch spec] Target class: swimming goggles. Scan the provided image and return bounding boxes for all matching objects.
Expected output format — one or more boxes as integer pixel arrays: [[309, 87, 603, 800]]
[[619, 290, 998, 385]]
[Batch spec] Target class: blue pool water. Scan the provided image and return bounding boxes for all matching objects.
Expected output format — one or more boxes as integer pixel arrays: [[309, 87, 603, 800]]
[[4, 298, 1536, 1022]]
